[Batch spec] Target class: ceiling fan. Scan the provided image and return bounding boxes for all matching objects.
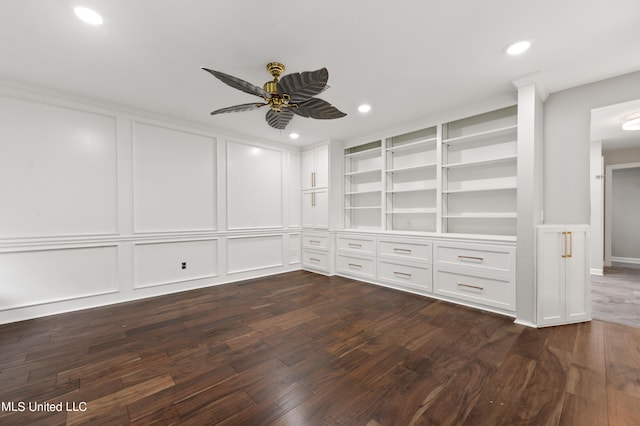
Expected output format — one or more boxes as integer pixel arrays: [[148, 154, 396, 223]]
[[202, 62, 347, 130]]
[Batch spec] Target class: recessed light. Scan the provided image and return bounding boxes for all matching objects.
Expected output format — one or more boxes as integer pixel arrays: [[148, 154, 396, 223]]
[[358, 104, 371, 113], [506, 40, 531, 55], [289, 133, 300, 139], [74, 6, 103, 25], [622, 117, 640, 131]]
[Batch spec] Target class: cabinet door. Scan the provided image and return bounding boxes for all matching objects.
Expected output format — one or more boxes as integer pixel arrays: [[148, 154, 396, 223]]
[[314, 189, 329, 229], [565, 229, 590, 322], [314, 145, 329, 188], [302, 190, 329, 229], [301, 149, 315, 190], [536, 227, 566, 326], [301, 191, 314, 227]]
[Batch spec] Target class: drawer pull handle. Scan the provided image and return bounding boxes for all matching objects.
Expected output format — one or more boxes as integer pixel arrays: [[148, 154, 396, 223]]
[[394, 271, 412, 278], [348, 243, 362, 248], [309, 258, 321, 262], [309, 240, 321, 244], [393, 248, 412, 254], [348, 263, 362, 269], [458, 255, 484, 262], [457, 282, 484, 291]]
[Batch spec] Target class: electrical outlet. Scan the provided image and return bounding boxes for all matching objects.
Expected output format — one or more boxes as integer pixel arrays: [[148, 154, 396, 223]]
[[181, 262, 186, 270]]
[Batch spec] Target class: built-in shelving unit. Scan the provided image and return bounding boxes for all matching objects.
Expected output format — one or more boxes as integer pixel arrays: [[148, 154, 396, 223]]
[[343, 105, 517, 238], [385, 126, 438, 232], [344, 141, 383, 229], [441, 106, 517, 236]]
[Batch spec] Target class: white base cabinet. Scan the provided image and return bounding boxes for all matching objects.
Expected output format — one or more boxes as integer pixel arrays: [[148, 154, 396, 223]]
[[302, 231, 334, 275], [433, 241, 516, 311], [536, 225, 590, 327], [335, 231, 516, 316]]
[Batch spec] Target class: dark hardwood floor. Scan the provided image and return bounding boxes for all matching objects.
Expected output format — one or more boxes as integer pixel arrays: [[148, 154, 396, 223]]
[[1, 270, 639, 425]]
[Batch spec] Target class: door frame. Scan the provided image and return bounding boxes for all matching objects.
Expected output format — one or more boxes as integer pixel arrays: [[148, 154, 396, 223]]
[[604, 161, 640, 266]]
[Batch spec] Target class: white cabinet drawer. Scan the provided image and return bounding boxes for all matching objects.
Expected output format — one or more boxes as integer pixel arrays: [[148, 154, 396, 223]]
[[337, 235, 376, 255], [434, 269, 515, 311], [302, 249, 329, 272], [377, 260, 432, 291], [378, 239, 432, 263], [336, 254, 375, 279], [302, 233, 329, 250], [434, 242, 514, 275]]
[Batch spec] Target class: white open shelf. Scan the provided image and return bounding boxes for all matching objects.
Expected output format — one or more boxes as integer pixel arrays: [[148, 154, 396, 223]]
[[345, 189, 382, 195], [386, 163, 437, 173], [385, 137, 437, 153], [387, 208, 437, 214], [345, 168, 382, 176], [443, 124, 517, 146], [442, 155, 517, 169], [443, 212, 517, 218], [443, 185, 517, 194], [344, 146, 382, 158]]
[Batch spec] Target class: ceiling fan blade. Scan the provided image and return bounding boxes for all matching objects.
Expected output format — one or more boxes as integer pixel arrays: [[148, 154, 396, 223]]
[[266, 108, 294, 130], [277, 68, 329, 102], [202, 68, 271, 98], [292, 98, 347, 120], [210, 102, 267, 115]]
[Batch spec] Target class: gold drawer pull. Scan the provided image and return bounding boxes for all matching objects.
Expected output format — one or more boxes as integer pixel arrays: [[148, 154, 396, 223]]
[[457, 282, 484, 291], [309, 240, 321, 244], [348, 243, 362, 248], [393, 248, 412, 254], [348, 263, 362, 269], [309, 258, 321, 262], [458, 255, 484, 262], [394, 271, 412, 278]]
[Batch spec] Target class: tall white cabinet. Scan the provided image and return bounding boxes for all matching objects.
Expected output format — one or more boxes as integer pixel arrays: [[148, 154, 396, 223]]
[[301, 143, 335, 274], [536, 225, 590, 327], [302, 145, 329, 229]]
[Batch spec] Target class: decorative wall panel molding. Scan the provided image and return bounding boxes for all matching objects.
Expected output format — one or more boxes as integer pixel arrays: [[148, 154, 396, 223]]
[[0, 245, 118, 309], [0, 96, 118, 238], [132, 122, 217, 233], [227, 234, 284, 274], [134, 239, 218, 289], [226, 141, 283, 230]]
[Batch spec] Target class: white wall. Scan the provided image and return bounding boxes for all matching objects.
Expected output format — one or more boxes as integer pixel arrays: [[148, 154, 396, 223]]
[[611, 167, 640, 261], [0, 82, 302, 324], [604, 146, 640, 166], [544, 70, 640, 224]]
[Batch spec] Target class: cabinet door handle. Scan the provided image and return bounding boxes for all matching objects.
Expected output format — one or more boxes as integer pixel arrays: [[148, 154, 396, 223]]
[[394, 271, 412, 278], [348, 243, 362, 248], [457, 282, 484, 291], [458, 255, 484, 262], [312, 192, 316, 207], [348, 263, 362, 269], [309, 258, 321, 262], [393, 248, 412, 254], [312, 172, 316, 188], [562, 231, 573, 258]]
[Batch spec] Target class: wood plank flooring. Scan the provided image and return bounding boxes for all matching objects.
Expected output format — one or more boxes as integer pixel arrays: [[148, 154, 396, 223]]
[[1, 270, 640, 425], [591, 264, 640, 329]]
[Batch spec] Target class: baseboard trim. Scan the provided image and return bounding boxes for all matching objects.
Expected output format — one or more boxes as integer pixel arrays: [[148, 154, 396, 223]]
[[590, 268, 604, 276], [514, 319, 538, 328], [612, 256, 640, 265]]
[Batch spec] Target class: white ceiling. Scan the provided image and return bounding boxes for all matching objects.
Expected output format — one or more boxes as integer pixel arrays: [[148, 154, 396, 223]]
[[1, 0, 640, 147], [591, 99, 640, 153]]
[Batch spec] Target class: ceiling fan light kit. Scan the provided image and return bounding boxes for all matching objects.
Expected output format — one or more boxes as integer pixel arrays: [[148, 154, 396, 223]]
[[202, 62, 346, 130]]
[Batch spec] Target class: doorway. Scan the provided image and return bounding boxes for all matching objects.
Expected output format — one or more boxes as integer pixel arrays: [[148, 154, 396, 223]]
[[590, 100, 640, 328]]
